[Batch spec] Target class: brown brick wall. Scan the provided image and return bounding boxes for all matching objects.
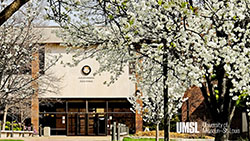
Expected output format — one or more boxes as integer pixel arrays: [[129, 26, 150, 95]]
[[182, 86, 205, 121], [31, 51, 39, 133], [135, 110, 143, 133], [181, 86, 243, 139]]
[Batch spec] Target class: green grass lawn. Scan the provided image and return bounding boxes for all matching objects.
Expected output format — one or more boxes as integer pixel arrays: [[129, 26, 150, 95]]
[[0, 140, 23, 141], [123, 137, 176, 141]]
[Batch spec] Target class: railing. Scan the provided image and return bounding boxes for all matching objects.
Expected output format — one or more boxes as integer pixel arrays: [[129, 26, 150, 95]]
[[111, 122, 129, 141]]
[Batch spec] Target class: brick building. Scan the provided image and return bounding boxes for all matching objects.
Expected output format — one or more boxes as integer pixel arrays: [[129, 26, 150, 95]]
[[31, 27, 143, 136], [182, 86, 249, 139]]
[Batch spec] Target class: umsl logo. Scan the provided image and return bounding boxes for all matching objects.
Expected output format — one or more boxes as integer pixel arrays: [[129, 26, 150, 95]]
[[176, 122, 200, 133]]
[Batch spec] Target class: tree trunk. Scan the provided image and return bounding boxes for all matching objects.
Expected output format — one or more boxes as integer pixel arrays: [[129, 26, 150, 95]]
[[215, 105, 236, 141], [0, 0, 30, 26], [2, 105, 8, 131], [163, 47, 169, 141], [248, 114, 250, 140], [246, 113, 250, 141], [156, 122, 159, 141], [215, 132, 227, 141]]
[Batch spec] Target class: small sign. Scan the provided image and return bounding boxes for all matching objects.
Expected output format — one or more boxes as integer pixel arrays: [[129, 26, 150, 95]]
[[78, 76, 94, 83]]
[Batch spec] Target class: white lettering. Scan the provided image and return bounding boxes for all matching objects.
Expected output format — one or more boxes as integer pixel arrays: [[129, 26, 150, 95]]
[[176, 122, 199, 133], [195, 122, 200, 133], [189, 122, 194, 133], [176, 122, 181, 133]]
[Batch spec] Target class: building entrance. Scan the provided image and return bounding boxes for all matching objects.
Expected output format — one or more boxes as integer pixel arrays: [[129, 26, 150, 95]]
[[68, 113, 106, 136], [87, 113, 106, 135], [39, 99, 135, 136], [68, 113, 86, 135]]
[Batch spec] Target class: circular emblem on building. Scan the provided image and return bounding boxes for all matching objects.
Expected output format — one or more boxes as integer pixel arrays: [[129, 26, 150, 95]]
[[81, 65, 91, 75]]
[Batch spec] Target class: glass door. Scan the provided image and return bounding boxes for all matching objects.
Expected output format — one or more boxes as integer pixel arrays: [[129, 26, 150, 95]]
[[78, 114, 86, 135], [87, 113, 96, 135], [97, 113, 106, 135], [67, 102, 86, 136], [68, 113, 86, 136], [87, 102, 107, 135], [68, 113, 77, 135]]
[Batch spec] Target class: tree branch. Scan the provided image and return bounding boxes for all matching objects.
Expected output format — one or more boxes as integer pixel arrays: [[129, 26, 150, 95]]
[[0, 0, 29, 26]]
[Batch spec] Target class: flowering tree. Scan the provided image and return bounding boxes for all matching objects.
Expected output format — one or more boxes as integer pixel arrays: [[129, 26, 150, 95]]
[[47, 0, 250, 140], [47, 1, 192, 140], [128, 69, 184, 141], [0, 17, 39, 107], [175, 1, 250, 140], [0, 2, 61, 130]]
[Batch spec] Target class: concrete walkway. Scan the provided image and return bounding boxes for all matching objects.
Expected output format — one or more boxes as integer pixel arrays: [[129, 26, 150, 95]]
[[1, 136, 111, 141]]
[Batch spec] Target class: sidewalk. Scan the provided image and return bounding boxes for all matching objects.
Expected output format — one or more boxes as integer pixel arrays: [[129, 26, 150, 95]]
[[1, 136, 111, 141]]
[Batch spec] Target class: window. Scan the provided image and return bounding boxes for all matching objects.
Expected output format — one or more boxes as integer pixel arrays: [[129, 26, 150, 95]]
[[129, 61, 136, 75]]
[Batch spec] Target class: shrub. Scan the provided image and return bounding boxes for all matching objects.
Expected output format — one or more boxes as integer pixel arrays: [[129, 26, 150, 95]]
[[4, 121, 21, 131]]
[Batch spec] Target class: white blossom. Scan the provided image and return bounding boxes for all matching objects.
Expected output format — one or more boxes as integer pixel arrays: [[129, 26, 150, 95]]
[[47, 0, 250, 138]]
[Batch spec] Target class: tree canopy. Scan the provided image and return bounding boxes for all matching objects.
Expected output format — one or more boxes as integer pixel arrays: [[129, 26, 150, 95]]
[[47, 0, 250, 140]]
